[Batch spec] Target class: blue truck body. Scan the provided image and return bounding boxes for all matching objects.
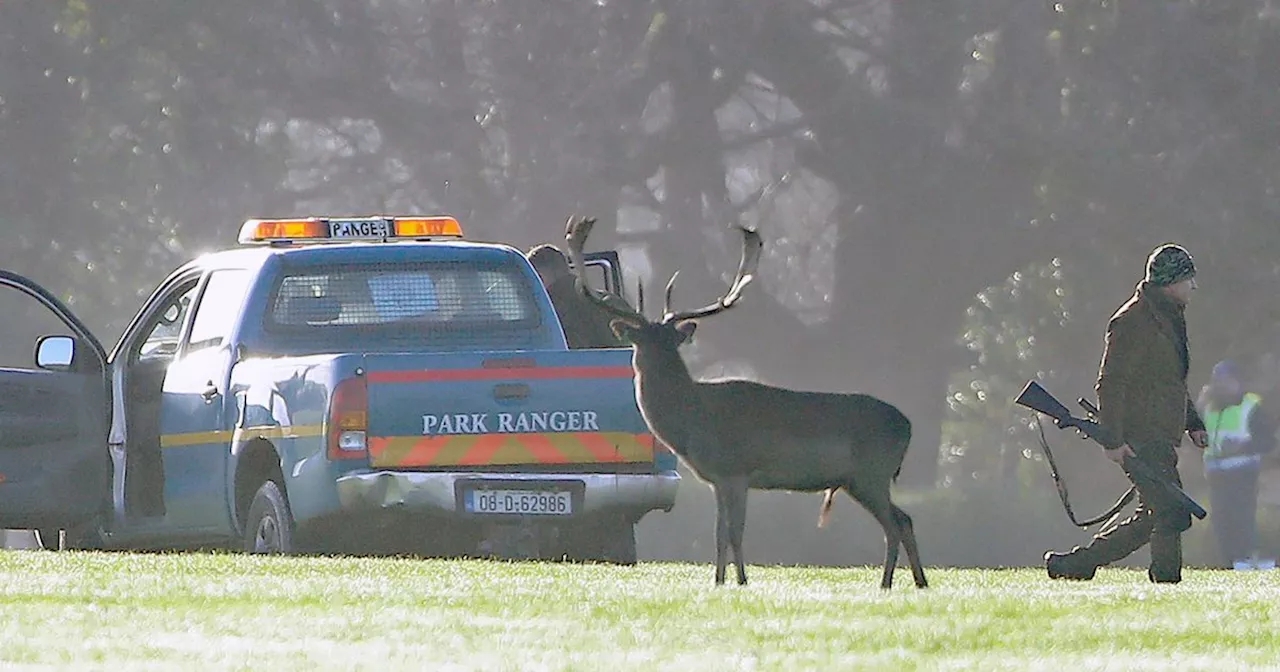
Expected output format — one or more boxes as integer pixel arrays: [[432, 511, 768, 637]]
[[0, 221, 677, 560]]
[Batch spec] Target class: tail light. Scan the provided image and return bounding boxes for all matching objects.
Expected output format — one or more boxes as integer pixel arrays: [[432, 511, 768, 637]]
[[328, 375, 368, 460]]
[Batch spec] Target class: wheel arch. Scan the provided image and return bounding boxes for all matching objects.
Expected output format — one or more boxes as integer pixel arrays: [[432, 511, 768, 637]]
[[232, 437, 288, 533]]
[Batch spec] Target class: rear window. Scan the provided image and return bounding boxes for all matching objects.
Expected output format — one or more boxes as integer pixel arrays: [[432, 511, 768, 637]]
[[266, 262, 539, 333]]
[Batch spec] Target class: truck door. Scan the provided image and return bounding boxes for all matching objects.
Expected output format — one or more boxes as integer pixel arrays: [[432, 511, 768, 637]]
[[108, 273, 201, 524], [157, 268, 253, 533], [583, 251, 627, 306], [0, 271, 110, 531]]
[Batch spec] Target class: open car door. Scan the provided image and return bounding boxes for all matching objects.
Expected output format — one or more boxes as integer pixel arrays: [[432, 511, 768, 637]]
[[583, 251, 626, 302], [0, 270, 110, 531]]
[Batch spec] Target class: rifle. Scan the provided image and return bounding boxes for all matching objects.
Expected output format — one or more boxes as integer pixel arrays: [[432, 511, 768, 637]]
[[1014, 380, 1208, 524]]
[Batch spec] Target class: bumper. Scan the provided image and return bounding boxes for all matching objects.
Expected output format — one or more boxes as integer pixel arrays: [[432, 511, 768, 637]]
[[335, 470, 680, 518]]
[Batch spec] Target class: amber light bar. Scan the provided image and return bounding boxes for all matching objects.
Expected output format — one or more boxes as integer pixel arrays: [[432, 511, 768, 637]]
[[237, 216, 464, 245]]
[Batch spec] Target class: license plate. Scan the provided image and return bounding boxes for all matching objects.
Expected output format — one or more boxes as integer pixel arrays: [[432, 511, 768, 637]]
[[329, 219, 391, 239], [465, 489, 572, 515]]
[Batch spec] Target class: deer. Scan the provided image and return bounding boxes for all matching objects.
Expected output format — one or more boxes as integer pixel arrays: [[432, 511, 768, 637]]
[[564, 216, 927, 589]]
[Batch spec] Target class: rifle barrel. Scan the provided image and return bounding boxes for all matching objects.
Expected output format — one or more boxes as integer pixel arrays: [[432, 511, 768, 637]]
[[1022, 381, 1208, 521]]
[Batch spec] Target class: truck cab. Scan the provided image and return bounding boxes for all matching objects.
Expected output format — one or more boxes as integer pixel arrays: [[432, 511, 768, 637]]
[[0, 216, 677, 561]]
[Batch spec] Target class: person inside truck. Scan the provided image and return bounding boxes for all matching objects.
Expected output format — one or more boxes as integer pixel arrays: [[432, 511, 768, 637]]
[[526, 244, 624, 349]]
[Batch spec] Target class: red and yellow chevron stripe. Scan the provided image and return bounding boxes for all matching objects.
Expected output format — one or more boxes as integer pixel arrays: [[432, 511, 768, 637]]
[[368, 432, 654, 468]]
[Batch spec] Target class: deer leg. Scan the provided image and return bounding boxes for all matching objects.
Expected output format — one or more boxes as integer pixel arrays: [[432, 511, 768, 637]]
[[892, 504, 928, 588], [845, 481, 902, 590], [724, 475, 750, 586], [713, 484, 731, 586]]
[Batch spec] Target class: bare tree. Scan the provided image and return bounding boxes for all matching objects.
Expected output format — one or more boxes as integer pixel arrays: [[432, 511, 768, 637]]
[[565, 216, 928, 589]]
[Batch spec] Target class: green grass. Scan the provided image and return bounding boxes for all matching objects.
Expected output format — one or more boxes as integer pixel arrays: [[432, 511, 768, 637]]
[[0, 551, 1275, 671]]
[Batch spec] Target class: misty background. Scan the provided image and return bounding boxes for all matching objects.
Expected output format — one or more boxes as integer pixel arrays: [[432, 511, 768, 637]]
[[3, 1, 1280, 567]]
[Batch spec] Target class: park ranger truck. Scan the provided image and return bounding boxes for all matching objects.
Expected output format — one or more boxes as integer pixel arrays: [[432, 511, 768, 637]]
[[0, 216, 678, 562]]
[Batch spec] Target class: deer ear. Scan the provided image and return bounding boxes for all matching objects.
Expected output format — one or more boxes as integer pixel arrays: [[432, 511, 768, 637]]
[[610, 318, 637, 341], [675, 320, 698, 344]]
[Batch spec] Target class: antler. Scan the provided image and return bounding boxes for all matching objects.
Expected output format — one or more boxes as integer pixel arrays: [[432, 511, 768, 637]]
[[661, 225, 763, 323], [563, 216, 648, 323]]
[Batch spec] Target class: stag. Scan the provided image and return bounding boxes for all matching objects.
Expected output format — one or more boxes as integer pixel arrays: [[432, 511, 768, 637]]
[[565, 216, 927, 589]]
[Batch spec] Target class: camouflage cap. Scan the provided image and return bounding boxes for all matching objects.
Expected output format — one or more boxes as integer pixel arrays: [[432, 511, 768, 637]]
[[1145, 243, 1196, 286]]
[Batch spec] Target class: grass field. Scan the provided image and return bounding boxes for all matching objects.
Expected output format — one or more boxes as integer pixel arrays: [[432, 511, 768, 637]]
[[0, 551, 1275, 671]]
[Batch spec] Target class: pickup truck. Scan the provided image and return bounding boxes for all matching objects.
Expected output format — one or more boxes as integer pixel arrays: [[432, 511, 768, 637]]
[[0, 215, 678, 562]]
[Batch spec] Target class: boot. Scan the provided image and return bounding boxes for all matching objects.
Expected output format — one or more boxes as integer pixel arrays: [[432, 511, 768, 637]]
[[1148, 533, 1182, 584], [1044, 549, 1097, 580]]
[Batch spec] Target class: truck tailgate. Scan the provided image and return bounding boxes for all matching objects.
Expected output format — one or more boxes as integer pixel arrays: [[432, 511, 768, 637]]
[[364, 349, 652, 471]]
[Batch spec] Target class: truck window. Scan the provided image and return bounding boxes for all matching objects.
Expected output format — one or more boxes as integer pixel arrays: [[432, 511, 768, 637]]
[[186, 269, 252, 353], [136, 283, 199, 362], [267, 262, 538, 332]]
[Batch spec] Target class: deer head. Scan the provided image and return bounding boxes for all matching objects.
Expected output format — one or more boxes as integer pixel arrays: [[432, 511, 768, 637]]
[[563, 216, 763, 351]]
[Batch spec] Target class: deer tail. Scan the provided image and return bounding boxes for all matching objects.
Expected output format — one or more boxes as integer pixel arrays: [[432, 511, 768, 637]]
[[818, 488, 838, 528], [892, 411, 912, 483]]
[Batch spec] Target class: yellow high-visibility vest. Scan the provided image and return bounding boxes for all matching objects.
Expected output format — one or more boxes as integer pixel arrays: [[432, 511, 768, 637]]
[[1204, 393, 1262, 467]]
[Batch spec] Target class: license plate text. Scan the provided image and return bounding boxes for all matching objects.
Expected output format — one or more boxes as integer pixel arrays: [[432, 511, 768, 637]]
[[465, 489, 572, 515]]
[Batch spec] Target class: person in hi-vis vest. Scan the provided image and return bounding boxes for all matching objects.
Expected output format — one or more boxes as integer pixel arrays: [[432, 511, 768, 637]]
[[1197, 359, 1277, 569]]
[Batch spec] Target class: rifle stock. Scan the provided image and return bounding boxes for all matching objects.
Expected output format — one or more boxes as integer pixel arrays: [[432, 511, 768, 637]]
[[1015, 380, 1208, 520]]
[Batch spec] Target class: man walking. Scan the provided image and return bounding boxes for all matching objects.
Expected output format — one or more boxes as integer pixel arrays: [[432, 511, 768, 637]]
[[1197, 359, 1276, 569], [1045, 243, 1209, 583]]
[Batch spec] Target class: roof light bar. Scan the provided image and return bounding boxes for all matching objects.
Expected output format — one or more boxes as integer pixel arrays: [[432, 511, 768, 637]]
[[238, 216, 465, 245]]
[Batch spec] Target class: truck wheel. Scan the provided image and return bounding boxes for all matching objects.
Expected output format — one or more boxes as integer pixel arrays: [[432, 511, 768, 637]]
[[35, 528, 61, 551], [562, 518, 637, 564], [244, 480, 294, 554], [601, 522, 638, 565], [36, 523, 105, 551]]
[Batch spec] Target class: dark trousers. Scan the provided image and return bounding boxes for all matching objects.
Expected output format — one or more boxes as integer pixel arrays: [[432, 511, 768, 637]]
[[1066, 444, 1191, 581], [1206, 465, 1260, 565]]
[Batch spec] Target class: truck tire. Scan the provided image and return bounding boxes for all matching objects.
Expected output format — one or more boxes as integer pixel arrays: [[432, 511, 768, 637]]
[[35, 528, 61, 551], [601, 522, 638, 565], [244, 480, 294, 554], [565, 518, 636, 565], [37, 519, 108, 551]]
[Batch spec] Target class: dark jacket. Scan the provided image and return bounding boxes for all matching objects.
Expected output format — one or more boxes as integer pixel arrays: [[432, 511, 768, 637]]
[[1095, 282, 1205, 451], [544, 276, 625, 349], [527, 244, 626, 349]]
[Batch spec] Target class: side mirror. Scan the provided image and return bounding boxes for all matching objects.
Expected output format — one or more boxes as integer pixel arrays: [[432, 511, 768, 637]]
[[36, 335, 76, 371]]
